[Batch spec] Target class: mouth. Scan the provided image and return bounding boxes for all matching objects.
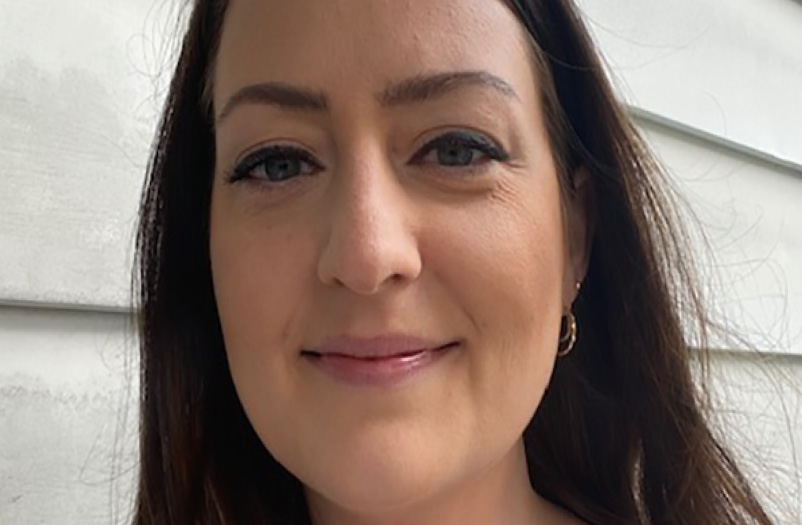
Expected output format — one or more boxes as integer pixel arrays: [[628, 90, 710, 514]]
[[300, 341, 459, 361], [300, 340, 460, 387]]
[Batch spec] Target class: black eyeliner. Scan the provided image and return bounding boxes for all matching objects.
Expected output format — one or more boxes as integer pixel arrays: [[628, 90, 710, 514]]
[[228, 145, 321, 183], [415, 130, 510, 163]]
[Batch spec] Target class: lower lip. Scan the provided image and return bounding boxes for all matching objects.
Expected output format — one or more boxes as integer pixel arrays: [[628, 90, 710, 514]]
[[303, 344, 457, 387]]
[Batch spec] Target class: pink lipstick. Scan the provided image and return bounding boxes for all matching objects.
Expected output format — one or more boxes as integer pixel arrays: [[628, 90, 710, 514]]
[[302, 334, 459, 387]]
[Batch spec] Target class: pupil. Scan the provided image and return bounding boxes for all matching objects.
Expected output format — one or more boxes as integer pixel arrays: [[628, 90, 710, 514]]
[[266, 158, 300, 181], [438, 145, 473, 166]]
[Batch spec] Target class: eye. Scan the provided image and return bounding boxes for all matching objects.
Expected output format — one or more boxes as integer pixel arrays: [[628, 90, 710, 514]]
[[411, 130, 509, 169], [228, 145, 322, 184]]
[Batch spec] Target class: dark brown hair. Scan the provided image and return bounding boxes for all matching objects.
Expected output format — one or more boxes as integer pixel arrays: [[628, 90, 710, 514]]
[[133, 0, 775, 523]]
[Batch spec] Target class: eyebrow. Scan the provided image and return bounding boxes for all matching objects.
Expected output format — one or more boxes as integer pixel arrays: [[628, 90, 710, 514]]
[[217, 83, 328, 123], [215, 70, 519, 124], [379, 70, 518, 106]]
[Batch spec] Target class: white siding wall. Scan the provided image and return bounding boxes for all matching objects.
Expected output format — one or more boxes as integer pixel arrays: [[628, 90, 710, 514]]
[[0, 307, 137, 524], [1, 0, 800, 523]]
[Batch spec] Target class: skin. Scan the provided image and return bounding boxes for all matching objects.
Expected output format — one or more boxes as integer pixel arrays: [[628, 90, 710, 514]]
[[209, 0, 591, 523]]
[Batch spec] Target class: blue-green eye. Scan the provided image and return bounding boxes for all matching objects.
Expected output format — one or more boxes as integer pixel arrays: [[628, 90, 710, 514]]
[[412, 131, 509, 168], [229, 145, 322, 184]]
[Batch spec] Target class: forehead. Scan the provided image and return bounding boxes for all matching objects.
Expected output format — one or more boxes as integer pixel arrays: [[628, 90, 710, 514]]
[[214, 0, 537, 107]]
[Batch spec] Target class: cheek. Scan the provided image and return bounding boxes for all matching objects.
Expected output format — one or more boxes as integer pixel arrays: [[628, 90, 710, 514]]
[[211, 223, 310, 353], [422, 177, 565, 430], [209, 201, 316, 440]]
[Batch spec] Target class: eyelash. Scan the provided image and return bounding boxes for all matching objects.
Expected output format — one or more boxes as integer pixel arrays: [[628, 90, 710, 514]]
[[227, 145, 323, 184], [226, 130, 510, 186], [411, 130, 510, 169]]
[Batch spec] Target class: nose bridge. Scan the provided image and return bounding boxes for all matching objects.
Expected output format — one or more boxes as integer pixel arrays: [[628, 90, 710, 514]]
[[317, 142, 422, 294]]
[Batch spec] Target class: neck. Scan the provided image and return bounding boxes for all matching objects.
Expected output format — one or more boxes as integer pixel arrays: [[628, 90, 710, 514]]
[[306, 440, 565, 525]]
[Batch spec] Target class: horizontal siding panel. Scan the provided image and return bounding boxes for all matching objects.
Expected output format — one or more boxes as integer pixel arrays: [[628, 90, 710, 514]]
[[577, 0, 802, 170], [0, 306, 137, 525], [0, 0, 170, 309], [637, 117, 802, 356]]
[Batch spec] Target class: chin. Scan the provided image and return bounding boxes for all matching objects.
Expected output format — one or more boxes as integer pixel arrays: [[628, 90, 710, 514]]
[[301, 427, 462, 516]]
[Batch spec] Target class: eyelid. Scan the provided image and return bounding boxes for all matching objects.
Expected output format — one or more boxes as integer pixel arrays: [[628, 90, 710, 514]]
[[227, 143, 323, 183], [411, 129, 510, 164], [223, 128, 508, 184]]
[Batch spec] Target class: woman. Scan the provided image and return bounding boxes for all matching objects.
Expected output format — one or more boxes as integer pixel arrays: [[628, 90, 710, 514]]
[[133, 0, 774, 523]]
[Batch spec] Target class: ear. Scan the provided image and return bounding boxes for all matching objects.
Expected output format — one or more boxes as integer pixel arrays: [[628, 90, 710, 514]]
[[563, 167, 595, 308]]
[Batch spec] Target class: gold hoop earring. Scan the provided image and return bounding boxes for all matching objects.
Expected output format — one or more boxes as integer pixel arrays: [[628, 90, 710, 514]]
[[557, 310, 578, 357]]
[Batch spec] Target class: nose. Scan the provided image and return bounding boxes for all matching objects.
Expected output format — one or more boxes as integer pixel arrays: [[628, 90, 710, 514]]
[[316, 153, 422, 295]]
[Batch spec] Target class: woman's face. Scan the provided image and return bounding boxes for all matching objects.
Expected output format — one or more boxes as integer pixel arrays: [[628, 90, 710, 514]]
[[210, 0, 588, 517]]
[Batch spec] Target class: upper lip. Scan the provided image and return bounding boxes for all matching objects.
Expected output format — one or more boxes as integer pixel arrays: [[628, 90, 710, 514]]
[[308, 334, 457, 359]]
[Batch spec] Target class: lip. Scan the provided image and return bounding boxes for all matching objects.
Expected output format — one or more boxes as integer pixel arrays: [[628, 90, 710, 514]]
[[315, 334, 453, 358], [302, 334, 460, 387]]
